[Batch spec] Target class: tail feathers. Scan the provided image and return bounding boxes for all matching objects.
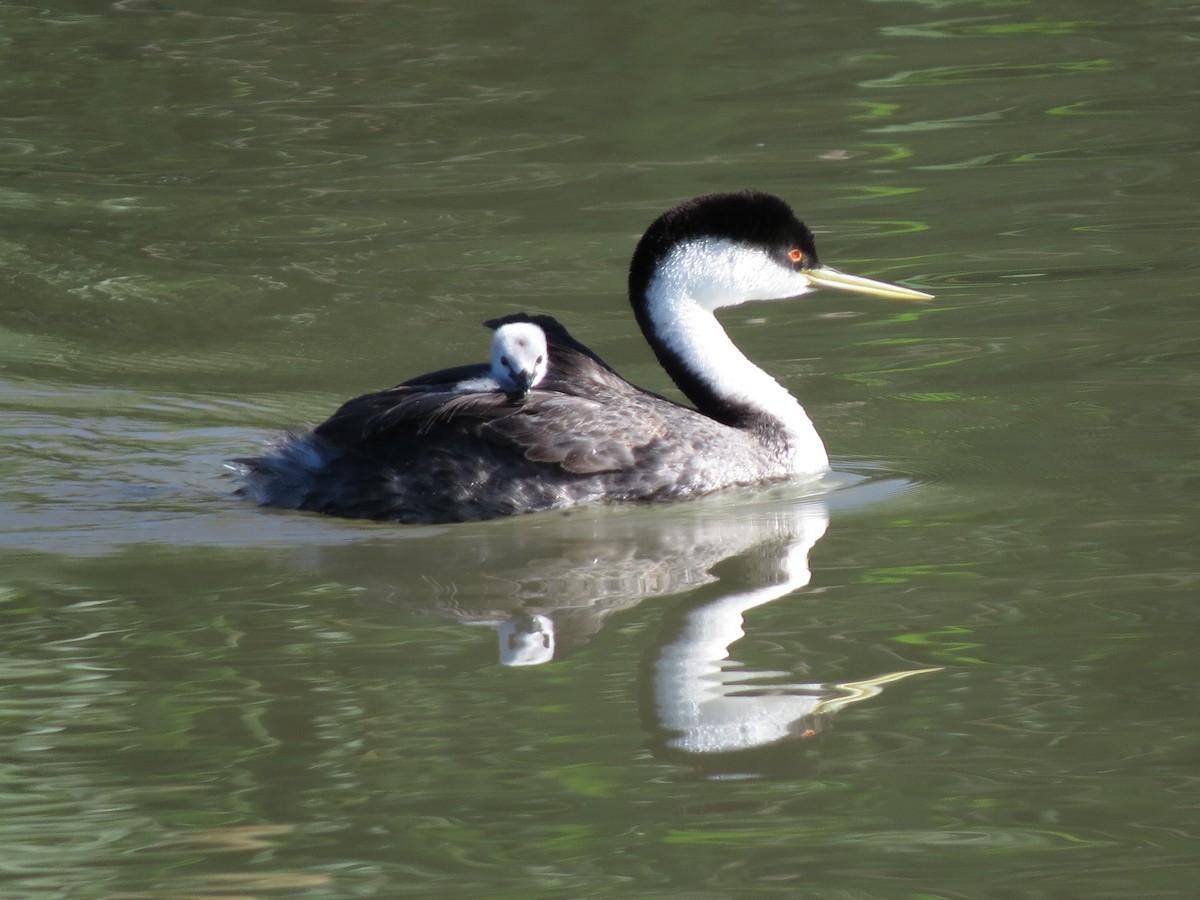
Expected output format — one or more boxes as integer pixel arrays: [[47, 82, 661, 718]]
[[230, 432, 332, 509]]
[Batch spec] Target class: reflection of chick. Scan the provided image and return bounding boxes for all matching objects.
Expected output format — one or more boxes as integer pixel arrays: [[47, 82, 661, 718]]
[[496, 614, 555, 667]]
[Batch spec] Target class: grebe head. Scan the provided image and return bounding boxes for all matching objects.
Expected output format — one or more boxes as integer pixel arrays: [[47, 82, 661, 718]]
[[630, 190, 932, 313], [490, 321, 549, 399], [624, 191, 932, 445]]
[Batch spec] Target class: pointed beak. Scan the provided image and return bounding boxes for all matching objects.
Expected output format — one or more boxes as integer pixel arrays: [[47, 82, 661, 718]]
[[506, 370, 534, 401], [804, 266, 933, 301]]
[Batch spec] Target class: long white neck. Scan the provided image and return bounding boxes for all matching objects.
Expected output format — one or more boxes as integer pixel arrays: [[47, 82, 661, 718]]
[[641, 239, 829, 473]]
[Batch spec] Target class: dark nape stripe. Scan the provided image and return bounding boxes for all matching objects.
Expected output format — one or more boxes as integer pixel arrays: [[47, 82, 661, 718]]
[[627, 191, 817, 428], [628, 299, 757, 428]]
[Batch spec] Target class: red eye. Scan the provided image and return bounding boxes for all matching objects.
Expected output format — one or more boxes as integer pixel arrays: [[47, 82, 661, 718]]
[[788, 248, 804, 264]]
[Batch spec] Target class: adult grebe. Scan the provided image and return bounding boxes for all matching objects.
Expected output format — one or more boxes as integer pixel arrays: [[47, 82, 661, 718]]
[[236, 190, 931, 523]]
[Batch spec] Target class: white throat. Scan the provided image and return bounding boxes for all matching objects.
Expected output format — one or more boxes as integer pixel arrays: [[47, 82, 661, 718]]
[[644, 239, 829, 473]]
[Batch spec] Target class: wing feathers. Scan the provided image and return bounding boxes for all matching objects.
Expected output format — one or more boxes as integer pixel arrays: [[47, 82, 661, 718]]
[[312, 314, 682, 477]]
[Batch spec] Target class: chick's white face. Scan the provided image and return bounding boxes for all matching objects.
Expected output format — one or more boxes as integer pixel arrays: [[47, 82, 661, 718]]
[[490, 322, 549, 393]]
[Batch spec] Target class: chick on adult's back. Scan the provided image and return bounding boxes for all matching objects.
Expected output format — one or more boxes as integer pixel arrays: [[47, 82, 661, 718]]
[[235, 191, 931, 523]]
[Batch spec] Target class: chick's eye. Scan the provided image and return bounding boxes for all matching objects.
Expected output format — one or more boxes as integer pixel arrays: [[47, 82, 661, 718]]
[[500, 356, 509, 367], [788, 248, 804, 264]]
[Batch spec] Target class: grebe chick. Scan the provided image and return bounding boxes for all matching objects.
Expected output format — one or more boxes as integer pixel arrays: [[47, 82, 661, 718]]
[[454, 321, 548, 400], [235, 191, 931, 523]]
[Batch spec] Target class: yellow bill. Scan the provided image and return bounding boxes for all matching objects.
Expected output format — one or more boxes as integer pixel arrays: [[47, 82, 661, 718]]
[[806, 266, 933, 301]]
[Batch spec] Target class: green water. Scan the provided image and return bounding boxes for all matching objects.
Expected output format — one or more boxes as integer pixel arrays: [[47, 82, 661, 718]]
[[2, 1, 1198, 896]]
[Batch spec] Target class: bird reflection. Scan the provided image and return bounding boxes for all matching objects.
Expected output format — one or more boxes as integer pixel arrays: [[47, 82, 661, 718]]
[[494, 613, 555, 667], [637, 492, 939, 775], [650, 503, 832, 754], [299, 475, 938, 774]]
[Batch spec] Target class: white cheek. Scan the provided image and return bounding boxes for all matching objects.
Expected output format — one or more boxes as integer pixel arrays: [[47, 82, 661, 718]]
[[654, 239, 814, 311]]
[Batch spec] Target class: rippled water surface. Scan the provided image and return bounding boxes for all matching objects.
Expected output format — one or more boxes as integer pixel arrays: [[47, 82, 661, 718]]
[[3, 1, 1198, 896]]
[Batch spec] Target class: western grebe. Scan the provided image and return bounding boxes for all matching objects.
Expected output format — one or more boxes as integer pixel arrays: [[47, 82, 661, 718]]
[[236, 190, 931, 523]]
